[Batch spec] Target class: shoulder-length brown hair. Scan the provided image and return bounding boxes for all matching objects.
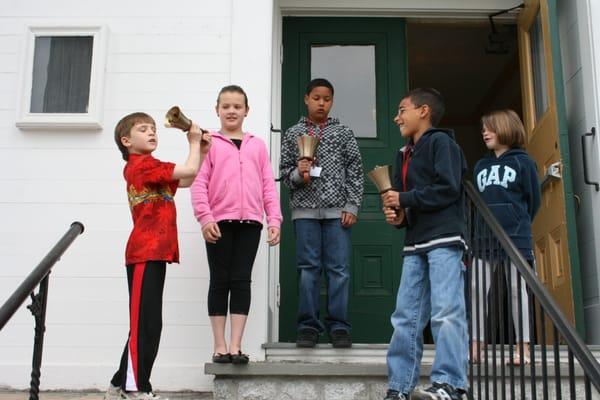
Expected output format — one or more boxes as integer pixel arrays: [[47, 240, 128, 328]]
[[481, 109, 526, 149]]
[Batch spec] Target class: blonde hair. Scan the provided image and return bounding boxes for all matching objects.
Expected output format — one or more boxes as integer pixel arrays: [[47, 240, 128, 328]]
[[481, 109, 526, 149]]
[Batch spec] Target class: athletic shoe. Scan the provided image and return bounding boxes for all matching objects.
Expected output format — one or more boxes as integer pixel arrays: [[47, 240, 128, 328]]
[[125, 391, 167, 400], [103, 384, 127, 400], [383, 389, 408, 400], [330, 329, 352, 348], [411, 382, 464, 400], [296, 328, 318, 348]]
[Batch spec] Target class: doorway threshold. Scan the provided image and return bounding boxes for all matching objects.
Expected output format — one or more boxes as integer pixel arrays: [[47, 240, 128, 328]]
[[262, 342, 437, 364]]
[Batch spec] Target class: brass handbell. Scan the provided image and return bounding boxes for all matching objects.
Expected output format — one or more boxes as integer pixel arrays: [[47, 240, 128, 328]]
[[164, 106, 192, 131], [297, 135, 319, 184], [368, 165, 404, 222], [367, 165, 393, 194]]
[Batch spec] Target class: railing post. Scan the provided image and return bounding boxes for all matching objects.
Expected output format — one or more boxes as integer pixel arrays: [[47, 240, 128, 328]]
[[0, 222, 84, 399], [27, 273, 50, 400]]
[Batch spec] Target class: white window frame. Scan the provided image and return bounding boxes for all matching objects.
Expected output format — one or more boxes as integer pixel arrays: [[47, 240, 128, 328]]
[[16, 25, 108, 130]]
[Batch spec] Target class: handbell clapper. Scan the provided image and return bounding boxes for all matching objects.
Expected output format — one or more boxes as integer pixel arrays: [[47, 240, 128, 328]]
[[164, 106, 192, 131]]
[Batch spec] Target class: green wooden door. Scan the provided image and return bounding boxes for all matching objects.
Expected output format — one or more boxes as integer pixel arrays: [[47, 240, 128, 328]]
[[279, 17, 407, 343]]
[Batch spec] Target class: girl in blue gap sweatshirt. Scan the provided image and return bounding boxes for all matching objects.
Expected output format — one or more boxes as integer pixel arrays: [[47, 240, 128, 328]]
[[471, 109, 541, 366]]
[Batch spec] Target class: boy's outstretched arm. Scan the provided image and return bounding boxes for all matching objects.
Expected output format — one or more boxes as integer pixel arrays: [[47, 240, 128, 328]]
[[175, 124, 211, 187]]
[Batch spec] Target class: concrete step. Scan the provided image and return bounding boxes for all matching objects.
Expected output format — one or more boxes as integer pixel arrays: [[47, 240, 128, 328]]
[[0, 391, 211, 400], [264, 343, 429, 364], [205, 344, 600, 400]]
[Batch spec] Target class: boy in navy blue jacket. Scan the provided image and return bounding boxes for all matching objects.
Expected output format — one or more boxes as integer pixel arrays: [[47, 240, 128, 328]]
[[381, 88, 468, 400]]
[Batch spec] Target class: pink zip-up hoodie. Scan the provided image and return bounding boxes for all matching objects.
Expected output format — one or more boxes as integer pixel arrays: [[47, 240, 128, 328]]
[[190, 131, 282, 229]]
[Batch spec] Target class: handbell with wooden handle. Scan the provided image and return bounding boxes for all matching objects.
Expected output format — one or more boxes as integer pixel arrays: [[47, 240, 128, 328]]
[[367, 165, 393, 194], [368, 164, 405, 222], [164, 105, 209, 141], [297, 135, 319, 184]]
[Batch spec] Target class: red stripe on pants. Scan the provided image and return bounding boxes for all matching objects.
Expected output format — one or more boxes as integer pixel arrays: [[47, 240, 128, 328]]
[[129, 262, 146, 388]]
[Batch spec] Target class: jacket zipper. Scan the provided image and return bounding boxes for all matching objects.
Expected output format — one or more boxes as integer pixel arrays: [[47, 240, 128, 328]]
[[239, 136, 245, 221]]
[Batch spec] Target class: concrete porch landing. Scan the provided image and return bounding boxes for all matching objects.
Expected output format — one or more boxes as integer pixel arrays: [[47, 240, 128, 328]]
[[0, 392, 212, 400], [205, 343, 600, 400]]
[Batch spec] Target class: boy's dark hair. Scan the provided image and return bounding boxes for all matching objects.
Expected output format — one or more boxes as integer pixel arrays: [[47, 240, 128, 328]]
[[305, 78, 334, 96], [404, 88, 445, 127], [217, 84, 249, 107], [114, 112, 155, 161]]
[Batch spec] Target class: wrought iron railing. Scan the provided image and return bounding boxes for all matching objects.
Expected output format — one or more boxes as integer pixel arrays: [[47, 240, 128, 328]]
[[463, 181, 600, 399], [0, 222, 85, 400]]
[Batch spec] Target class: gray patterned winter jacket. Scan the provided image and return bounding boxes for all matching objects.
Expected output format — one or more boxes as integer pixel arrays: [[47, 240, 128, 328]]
[[280, 117, 364, 220]]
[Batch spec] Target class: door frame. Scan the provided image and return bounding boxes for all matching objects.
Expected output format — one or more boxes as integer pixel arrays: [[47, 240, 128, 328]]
[[268, 1, 581, 342], [517, 0, 585, 335]]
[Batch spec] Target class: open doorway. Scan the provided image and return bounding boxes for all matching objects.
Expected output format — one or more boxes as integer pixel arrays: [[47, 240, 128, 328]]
[[407, 21, 522, 176], [406, 20, 521, 343]]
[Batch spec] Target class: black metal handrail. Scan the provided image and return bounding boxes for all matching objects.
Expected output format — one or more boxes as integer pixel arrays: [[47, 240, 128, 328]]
[[0, 221, 85, 400], [464, 180, 600, 399]]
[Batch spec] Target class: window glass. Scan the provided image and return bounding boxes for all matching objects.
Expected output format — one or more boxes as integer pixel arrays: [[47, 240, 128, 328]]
[[30, 36, 93, 113], [311, 45, 377, 138]]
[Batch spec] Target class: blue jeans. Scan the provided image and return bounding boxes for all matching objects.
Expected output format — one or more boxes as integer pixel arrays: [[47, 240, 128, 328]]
[[294, 218, 351, 334], [387, 246, 468, 393]]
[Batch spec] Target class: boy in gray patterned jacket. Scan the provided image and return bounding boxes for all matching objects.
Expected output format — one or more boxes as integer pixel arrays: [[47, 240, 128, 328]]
[[280, 78, 364, 348]]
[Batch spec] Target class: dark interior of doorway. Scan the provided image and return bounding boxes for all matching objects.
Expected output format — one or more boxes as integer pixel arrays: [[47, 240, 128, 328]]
[[407, 20, 522, 177], [406, 21, 522, 344]]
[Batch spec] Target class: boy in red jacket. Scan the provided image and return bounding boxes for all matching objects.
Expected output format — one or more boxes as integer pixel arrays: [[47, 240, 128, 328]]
[[105, 112, 210, 400]]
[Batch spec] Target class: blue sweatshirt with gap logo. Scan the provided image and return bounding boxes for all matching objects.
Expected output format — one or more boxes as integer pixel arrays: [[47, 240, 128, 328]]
[[473, 148, 541, 258]]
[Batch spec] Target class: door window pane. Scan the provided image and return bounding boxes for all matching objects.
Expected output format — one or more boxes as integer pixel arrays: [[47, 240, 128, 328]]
[[311, 45, 377, 138], [530, 13, 549, 121], [30, 36, 93, 113]]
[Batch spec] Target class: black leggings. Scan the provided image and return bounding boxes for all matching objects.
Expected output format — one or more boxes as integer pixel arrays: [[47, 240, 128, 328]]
[[206, 221, 262, 316]]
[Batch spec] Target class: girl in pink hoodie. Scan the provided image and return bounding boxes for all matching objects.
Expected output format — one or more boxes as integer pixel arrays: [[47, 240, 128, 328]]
[[191, 85, 282, 364]]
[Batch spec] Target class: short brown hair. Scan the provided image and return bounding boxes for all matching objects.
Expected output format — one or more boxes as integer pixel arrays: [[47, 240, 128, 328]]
[[481, 109, 525, 149], [114, 112, 155, 161]]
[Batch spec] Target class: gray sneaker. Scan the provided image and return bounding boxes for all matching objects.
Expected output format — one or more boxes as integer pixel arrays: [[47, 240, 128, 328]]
[[125, 392, 168, 400], [104, 384, 127, 400], [411, 382, 464, 400], [384, 389, 408, 400]]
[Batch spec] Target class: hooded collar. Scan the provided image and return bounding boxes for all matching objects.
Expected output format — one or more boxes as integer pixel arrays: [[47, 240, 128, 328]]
[[484, 147, 528, 160], [402, 127, 456, 153]]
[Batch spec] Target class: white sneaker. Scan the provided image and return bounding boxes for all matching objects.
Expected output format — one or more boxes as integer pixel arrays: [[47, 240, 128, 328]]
[[104, 384, 127, 400], [125, 392, 167, 400]]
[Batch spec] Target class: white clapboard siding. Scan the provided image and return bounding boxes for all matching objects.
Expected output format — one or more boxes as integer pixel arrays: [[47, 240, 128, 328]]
[[0, 54, 18, 72], [0, 1, 231, 18], [0, 0, 274, 392], [0, 35, 20, 53], [109, 54, 230, 74], [110, 34, 231, 55]]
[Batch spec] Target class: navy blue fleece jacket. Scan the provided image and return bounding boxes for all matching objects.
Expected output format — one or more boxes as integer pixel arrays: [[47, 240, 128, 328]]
[[473, 148, 541, 257], [394, 128, 467, 247]]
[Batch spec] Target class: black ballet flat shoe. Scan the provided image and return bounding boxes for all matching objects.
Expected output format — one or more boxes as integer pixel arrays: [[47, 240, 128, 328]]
[[231, 350, 249, 365], [212, 352, 232, 363]]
